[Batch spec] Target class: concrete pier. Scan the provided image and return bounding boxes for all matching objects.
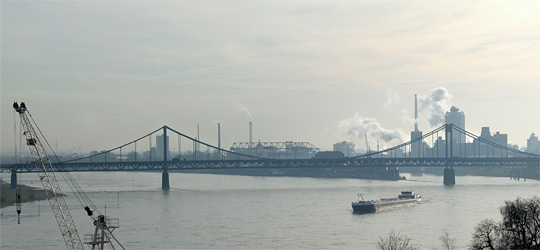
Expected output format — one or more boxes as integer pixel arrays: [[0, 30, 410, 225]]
[[162, 170, 170, 190], [443, 167, 455, 185]]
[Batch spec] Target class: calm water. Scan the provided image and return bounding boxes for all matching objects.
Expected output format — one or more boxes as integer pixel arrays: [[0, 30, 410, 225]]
[[1, 172, 539, 249]]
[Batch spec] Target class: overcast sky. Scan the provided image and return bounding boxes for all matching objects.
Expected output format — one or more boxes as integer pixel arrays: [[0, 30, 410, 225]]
[[1, 1, 539, 153]]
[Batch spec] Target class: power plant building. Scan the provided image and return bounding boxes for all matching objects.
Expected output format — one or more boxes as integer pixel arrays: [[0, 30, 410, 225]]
[[230, 141, 319, 159], [527, 133, 539, 154], [473, 127, 509, 157], [333, 141, 355, 157]]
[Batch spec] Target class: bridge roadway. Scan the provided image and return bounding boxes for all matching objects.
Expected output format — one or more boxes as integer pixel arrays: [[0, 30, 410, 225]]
[[1, 157, 538, 173]]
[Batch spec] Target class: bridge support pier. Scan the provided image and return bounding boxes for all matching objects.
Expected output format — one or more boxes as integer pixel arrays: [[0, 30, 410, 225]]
[[10, 171, 17, 189], [443, 167, 455, 186], [162, 170, 170, 190]]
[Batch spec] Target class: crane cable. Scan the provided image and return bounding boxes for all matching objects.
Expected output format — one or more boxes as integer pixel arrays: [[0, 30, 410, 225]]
[[28, 111, 101, 215], [26, 110, 102, 219], [14, 110, 21, 224]]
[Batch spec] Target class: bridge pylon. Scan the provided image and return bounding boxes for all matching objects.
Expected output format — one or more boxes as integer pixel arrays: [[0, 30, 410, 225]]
[[443, 167, 455, 185], [162, 170, 170, 190], [162, 126, 170, 190], [444, 124, 456, 185]]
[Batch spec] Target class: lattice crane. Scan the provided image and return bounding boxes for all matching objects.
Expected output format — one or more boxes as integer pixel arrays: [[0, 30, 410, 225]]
[[13, 102, 84, 250], [13, 102, 125, 250]]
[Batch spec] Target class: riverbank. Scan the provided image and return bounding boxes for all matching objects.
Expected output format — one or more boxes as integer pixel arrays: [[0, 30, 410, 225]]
[[0, 180, 47, 208], [400, 166, 540, 180]]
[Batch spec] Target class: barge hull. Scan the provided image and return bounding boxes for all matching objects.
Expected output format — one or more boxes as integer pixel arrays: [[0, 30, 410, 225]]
[[352, 199, 420, 213]]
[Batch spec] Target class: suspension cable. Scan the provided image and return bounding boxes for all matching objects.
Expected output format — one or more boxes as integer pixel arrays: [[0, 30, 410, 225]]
[[62, 127, 163, 163], [27, 110, 102, 217]]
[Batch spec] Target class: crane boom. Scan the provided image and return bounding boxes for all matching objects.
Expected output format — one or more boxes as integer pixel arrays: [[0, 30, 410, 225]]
[[14, 102, 84, 250]]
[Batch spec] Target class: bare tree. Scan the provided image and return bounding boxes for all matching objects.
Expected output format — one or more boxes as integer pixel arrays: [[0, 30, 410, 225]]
[[470, 196, 540, 250], [440, 230, 456, 250], [499, 196, 540, 249], [377, 231, 420, 250], [470, 219, 502, 250]]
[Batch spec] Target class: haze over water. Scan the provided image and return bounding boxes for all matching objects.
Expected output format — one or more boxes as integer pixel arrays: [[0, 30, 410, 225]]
[[1, 172, 538, 249], [2, 1, 539, 250]]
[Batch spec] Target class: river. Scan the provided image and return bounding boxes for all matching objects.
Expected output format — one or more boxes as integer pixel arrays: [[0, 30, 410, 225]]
[[1, 171, 539, 249]]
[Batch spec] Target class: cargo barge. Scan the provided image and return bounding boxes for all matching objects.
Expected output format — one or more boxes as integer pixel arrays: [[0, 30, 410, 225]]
[[352, 191, 421, 213]]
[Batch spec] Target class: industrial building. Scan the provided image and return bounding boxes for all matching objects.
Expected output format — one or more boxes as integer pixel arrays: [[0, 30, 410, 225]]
[[230, 141, 319, 159], [527, 133, 540, 154], [333, 141, 355, 157]]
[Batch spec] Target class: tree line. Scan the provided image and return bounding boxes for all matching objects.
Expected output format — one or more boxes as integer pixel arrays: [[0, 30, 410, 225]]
[[376, 196, 540, 250]]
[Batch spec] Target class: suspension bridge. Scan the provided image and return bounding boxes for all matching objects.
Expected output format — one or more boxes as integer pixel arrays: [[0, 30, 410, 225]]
[[2, 124, 538, 189]]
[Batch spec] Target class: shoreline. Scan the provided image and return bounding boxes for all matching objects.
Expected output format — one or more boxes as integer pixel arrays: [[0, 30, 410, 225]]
[[0, 181, 47, 208]]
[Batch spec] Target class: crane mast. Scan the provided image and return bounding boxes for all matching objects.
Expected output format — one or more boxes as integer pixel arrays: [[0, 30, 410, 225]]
[[14, 102, 84, 250]]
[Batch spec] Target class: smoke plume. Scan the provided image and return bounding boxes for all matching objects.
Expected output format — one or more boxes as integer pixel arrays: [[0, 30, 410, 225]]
[[418, 87, 453, 127], [338, 113, 406, 149], [384, 88, 401, 107], [235, 102, 252, 121]]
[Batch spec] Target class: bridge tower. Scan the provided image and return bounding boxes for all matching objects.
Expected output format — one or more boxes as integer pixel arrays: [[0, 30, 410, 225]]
[[444, 124, 456, 185], [162, 126, 170, 190]]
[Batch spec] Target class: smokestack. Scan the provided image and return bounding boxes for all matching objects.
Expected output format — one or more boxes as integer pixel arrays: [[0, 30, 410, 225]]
[[249, 120, 253, 146], [197, 123, 200, 152], [414, 94, 419, 132], [217, 122, 221, 149]]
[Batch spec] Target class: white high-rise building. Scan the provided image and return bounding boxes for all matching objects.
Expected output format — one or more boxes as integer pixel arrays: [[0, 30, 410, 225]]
[[527, 133, 539, 154], [445, 106, 466, 143]]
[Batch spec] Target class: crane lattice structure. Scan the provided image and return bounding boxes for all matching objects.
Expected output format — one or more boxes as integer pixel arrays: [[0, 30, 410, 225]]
[[14, 102, 84, 250], [13, 102, 125, 250]]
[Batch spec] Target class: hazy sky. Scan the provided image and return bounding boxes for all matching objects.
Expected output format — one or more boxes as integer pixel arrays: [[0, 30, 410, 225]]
[[1, 1, 539, 153]]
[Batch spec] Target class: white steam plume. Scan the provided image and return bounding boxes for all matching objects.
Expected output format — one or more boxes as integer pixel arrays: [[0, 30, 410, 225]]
[[338, 113, 406, 149], [384, 88, 401, 108], [418, 87, 453, 127], [235, 102, 252, 121]]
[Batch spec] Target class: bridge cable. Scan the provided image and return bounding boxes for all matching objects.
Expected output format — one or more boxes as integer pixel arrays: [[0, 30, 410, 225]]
[[352, 124, 447, 159], [165, 126, 267, 160], [63, 125, 267, 164], [61, 127, 163, 163], [26, 111, 102, 217], [452, 125, 538, 157]]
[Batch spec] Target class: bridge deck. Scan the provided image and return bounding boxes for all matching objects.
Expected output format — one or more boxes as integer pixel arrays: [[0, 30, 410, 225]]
[[2, 157, 538, 173]]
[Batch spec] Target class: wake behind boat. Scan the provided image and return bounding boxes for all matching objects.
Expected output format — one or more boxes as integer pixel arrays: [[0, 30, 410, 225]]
[[352, 191, 421, 213]]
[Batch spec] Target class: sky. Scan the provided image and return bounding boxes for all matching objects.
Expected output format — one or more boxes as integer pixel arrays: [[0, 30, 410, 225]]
[[1, 0, 539, 154]]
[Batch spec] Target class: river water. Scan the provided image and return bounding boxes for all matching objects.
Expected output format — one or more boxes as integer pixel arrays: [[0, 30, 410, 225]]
[[1, 171, 539, 249]]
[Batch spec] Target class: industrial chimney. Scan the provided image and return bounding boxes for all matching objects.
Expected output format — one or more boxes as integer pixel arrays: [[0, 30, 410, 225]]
[[217, 122, 221, 149], [249, 120, 253, 147], [414, 94, 419, 132], [410, 94, 423, 157]]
